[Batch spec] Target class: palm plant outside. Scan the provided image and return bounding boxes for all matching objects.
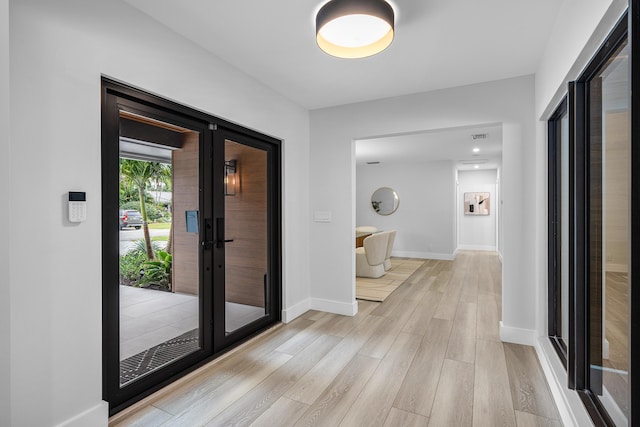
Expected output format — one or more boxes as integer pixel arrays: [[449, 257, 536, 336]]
[[120, 159, 170, 260]]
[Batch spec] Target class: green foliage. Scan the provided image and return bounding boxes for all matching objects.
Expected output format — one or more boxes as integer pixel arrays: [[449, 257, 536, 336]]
[[120, 201, 143, 211], [138, 250, 172, 290], [131, 239, 162, 254], [119, 240, 166, 287], [121, 201, 171, 223], [144, 204, 163, 222], [119, 248, 147, 286]]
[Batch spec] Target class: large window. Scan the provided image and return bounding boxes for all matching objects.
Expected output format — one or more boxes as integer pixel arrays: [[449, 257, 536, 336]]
[[549, 9, 639, 425]]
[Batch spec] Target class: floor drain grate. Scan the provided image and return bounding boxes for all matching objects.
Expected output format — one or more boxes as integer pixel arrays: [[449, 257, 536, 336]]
[[120, 328, 199, 386]]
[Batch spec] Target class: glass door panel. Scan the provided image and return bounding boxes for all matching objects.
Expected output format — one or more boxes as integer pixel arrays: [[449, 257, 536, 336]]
[[223, 139, 268, 334], [588, 39, 629, 424], [118, 112, 202, 387]]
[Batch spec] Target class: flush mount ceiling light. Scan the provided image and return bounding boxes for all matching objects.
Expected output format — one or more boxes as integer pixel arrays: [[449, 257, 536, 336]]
[[316, 0, 395, 59]]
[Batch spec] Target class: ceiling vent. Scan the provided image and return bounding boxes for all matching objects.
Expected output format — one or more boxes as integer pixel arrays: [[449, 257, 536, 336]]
[[366, 161, 380, 165], [471, 133, 488, 140], [460, 159, 489, 164]]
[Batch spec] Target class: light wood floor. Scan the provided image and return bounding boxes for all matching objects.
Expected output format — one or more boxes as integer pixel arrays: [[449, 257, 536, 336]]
[[111, 251, 561, 427]]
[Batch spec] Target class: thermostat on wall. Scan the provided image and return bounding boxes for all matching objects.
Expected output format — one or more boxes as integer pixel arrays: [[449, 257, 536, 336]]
[[68, 191, 87, 223]]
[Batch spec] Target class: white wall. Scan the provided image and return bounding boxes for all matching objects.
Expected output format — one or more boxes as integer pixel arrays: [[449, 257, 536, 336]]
[[356, 160, 456, 259], [533, 1, 627, 426], [8, 0, 310, 425], [457, 170, 497, 251], [310, 76, 536, 336], [0, 0, 10, 425]]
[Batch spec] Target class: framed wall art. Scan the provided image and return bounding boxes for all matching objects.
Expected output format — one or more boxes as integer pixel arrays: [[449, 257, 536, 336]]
[[464, 192, 490, 215]]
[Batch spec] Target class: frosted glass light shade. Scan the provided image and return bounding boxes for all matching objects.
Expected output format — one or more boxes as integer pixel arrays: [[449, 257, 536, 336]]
[[316, 0, 394, 59]]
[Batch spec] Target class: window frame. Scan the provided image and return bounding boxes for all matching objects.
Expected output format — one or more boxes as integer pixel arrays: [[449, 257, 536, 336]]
[[547, 96, 570, 369]]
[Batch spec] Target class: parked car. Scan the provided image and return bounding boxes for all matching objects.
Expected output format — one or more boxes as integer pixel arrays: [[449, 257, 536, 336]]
[[119, 209, 143, 229]]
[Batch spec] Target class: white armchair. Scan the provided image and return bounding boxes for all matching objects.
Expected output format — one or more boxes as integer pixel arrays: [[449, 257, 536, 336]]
[[383, 230, 397, 271], [356, 232, 389, 278]]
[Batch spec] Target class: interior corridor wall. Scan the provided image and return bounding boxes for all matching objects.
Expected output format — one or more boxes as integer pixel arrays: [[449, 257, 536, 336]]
[[356, 160, 456, 259], [309, 76, 536, 339], [0, 0, 10, 424], [457, 169, 498, 251], [8, 0, 310, 425]]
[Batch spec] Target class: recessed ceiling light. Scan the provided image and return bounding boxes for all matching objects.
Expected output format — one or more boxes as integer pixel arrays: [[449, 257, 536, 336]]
[[474, 165, 479, 169], [316, 0, 395, 59], [472, 147, 480, 153]]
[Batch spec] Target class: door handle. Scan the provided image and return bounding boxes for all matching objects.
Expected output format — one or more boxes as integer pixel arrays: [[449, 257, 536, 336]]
[[216, 218, 234, 248]]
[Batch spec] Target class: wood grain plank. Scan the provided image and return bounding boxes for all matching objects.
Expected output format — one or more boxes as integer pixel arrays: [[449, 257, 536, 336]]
[[111, 405, 172, 427], [383, 407, 429, 427], [446, 301, 477, 364], [248, 397, 309, 427], [473, 339, 516, 427], [503, 343, 560, 420], [150, 319, 313, 414], [275, 327, 325, 356], [460, 254, 479, 304], [285, 315, 385, 404], [206, 334, 341, 426], [293, 355, 380, 427], [428, 359, 474, 427], [433, 263, 465, 320], [393, 318, 453, 417], [359, 315, 408, 359], [339, 332, 422, 427], [157, 350, 292, 424], [402, 290, 443, 336], [514, 410, 563, 427], [476, 292, 500, 341]]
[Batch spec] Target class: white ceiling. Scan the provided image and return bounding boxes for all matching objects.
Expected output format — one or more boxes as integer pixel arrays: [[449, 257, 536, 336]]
[[356, 124, 502, 170], [123, 0, 564, 110]]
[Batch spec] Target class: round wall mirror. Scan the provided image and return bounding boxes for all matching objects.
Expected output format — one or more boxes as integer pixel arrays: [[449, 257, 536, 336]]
[[371, 187, 399, 215]]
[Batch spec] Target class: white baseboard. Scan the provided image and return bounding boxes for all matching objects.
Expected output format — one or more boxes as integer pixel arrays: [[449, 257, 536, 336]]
[[282, 299, 311, 323], [606, 263, 628, 273], [535, 338, 593, 427], [602, 385, 628, 427], [456, 244, 496, 252], [56, 401, 108, 427], [499, 321, 536, 346], [310, 297, 358, 316], [392, 250, 455, 261]]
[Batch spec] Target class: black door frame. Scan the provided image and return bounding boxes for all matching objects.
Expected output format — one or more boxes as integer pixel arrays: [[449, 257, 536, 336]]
[[101, 78, 282, 414], [629, 0, 640, 422]]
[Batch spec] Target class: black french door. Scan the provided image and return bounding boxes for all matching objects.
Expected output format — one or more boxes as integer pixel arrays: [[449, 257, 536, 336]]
[[102, 79, 281, 414]]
